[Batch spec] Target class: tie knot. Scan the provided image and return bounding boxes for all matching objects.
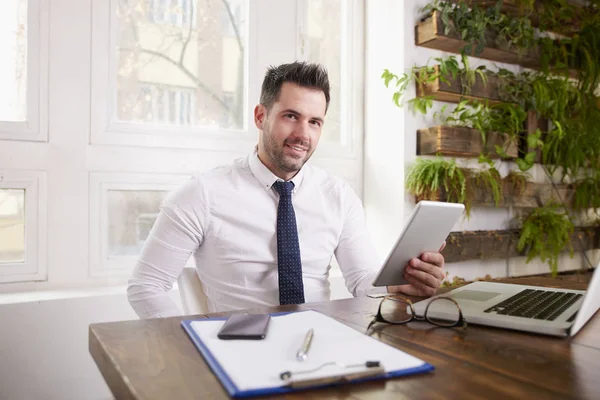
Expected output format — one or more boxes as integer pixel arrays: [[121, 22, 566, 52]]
[[273, 180, 294, 196]]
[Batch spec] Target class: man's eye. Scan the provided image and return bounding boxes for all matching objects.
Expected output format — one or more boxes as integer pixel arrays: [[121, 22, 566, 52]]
[[285, 114, 297, 119], [310, 120, 321, 127]]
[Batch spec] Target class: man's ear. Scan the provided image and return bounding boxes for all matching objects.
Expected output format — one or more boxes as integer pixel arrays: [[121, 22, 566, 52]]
[[254, 104, 267, 130]]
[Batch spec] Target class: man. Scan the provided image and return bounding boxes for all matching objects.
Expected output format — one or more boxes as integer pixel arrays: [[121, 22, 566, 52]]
[[127, 61, 446, 318]]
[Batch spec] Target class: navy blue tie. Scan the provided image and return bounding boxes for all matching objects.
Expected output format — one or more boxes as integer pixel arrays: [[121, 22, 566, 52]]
[[273, 180, 305, 305]]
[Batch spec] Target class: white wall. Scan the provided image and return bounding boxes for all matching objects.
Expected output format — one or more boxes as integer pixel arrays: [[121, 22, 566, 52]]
[[363, 0, 599, 282], [0, 291, 174, 400]]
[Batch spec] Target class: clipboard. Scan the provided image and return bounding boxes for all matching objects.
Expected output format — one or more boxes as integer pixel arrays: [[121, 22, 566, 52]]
[[181, 310, 434, 398]]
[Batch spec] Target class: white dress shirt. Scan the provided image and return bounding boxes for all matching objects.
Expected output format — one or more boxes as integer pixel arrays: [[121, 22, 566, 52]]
[[127, 151, 386, 318]]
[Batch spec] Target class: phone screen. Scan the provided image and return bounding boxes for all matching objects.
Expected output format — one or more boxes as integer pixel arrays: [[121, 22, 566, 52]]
[[217, 313, 271, 340]]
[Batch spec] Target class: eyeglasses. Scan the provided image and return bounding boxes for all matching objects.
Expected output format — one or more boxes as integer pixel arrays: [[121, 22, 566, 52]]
[[367, 295, 467, 331]]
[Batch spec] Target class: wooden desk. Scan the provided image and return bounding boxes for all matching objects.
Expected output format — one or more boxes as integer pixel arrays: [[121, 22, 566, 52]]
[[90, 276, 600, 399]]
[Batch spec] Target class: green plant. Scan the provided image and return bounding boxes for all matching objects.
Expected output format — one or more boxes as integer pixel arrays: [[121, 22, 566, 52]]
[[381, 56, 462, 114], [422, 0, 505, 55], [405, 157, 510, 215], [504, 170, 531, 196], [405, 157, 471, 213], [435, 99, 527, 164], [473, 167, 503, 206], [517, 205, 574, 277], [573, 174, 600, 211], [392, 0, 600, 280], [458, 54, 488, 94], [495, 9, 536, 52]]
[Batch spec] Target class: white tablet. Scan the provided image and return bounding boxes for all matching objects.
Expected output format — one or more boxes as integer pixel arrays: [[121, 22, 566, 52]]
[[372, 201, 465, 287]]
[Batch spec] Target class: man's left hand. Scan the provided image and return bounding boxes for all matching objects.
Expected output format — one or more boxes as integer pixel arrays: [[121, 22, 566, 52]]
[[387, 241, 446, 297]]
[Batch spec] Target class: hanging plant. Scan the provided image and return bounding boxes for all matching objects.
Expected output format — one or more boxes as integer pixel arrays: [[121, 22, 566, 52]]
[[517, 205, 574, 277]]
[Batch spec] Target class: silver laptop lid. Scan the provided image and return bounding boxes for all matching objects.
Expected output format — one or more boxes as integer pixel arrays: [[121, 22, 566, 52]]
[[571, 263, 600, 336]]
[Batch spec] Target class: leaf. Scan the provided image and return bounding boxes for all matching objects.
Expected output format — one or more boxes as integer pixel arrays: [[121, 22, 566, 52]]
[[527, 133, 540, 149], [516, 158, 533, 171], [393, 92, 401, 107], [495, 145, 509, 158], [524, 151, 536, 164]]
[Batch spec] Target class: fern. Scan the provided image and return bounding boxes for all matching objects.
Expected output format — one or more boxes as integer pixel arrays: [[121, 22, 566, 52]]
[[517, 206, 574, 277], [504, 170, 531, 197], [406, 158, 472, 215]]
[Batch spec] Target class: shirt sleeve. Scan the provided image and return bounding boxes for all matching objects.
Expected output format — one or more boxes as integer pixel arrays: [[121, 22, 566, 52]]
[[127, 176, 208, 319], [334, 183, 388, 297]]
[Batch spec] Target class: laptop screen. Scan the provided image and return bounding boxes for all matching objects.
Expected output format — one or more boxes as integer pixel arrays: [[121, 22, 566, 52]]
[[571, 264, 600, 336]]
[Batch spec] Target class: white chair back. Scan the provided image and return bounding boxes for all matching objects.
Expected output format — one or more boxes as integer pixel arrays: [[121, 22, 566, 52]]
[[177, 267, 209, 315]]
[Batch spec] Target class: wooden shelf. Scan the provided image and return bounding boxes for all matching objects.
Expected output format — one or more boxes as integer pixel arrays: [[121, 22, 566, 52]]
[[416, 66, 503, 104], [418, 181, 576, 208], [443, 226, 600, 263], [417, 126, 518, 159], [416, 11, 541, 69]]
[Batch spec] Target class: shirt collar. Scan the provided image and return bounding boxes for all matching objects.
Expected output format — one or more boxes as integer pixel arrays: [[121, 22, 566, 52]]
[[248, 148, 305, 193]]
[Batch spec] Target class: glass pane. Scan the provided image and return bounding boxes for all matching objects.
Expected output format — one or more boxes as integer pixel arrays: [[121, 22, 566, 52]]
[[0, 189, 26, 263], [301, 0, 342, 143], [107, 190, 168, 257], [115, 0, 247, 130], [0, 0, 27, 122]]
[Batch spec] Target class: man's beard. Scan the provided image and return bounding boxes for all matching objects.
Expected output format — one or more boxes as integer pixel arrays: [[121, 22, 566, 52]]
[[263, 125, 312, 173]]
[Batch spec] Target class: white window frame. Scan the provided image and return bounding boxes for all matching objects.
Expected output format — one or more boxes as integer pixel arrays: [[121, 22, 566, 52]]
[[0, 0, 49, 142], [0, 170, 47, 283], [89, 172, 190, 277], [90, 0, 255, 151], [295, 0, 363, 160]]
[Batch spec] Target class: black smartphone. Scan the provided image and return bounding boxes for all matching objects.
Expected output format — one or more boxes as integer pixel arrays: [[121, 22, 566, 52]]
[[217, 313, 271, 340]]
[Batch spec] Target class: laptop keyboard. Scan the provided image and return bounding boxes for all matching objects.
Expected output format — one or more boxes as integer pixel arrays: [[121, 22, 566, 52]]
[[483, 289, 583, 321]]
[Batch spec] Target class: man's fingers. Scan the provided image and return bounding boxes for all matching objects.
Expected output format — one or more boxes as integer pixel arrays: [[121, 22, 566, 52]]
[[403, 274, 436, 297], [419, 251, 445, 269], [409, 258, 445, 281], [405, 265, 441, 289]]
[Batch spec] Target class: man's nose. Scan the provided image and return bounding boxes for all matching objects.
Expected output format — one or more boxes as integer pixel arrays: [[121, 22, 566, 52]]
[[292, 120, 310, 140]]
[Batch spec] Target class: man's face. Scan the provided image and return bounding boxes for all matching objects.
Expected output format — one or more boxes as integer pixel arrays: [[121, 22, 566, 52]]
[[255, 82, 326, 179]]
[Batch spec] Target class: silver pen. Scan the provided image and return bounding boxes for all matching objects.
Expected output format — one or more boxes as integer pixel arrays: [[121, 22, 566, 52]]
[[295, 328, 314, 361]]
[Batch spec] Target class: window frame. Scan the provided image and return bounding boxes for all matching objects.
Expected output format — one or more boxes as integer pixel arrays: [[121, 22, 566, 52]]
[[0, 170, 47, 283], [90, 0, 255, 151], [0, 0, 49, 142], [89, 172, 190, 277]]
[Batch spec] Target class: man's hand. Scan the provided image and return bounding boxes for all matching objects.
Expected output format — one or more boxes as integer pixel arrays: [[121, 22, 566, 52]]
[[387, 241, 446, 298]]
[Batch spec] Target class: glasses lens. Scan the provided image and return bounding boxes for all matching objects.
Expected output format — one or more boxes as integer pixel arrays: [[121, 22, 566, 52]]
[[425, 297, 461, 327], [380, 297, 413, 324]]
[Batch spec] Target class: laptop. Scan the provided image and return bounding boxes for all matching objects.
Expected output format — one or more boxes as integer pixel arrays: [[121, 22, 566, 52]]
[[413, 262, 600, 337]]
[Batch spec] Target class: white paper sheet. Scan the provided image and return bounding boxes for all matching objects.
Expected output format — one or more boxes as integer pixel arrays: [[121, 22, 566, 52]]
[[190, 310, 428, 391]]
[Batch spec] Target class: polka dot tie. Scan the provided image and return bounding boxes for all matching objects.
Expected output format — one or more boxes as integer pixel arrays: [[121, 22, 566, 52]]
[[273, 180, 305, 305]]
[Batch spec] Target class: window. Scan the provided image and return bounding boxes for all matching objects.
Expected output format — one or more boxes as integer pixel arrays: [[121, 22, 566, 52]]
[[89, 173, 189, 276], [0, 0, 48, 141], [0, 189, 25, 263], [128, 83, 196, 125], [148, 0, 196, 28], [92, 0, 249, 149], [0, 171, 46, 283], [298, 0, 355, 147], [0, 0, 27, 122], [107, 190, 168, 257]]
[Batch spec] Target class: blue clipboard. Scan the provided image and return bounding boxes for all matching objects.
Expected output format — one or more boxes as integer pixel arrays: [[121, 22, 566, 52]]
[[181, 311, 434, 398]]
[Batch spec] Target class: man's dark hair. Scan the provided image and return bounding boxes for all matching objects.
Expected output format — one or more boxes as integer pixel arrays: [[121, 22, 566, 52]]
[[260, 61, 330, 113]]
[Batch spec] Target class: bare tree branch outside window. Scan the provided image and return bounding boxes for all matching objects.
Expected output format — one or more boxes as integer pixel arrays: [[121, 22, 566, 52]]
[[116, 0, 247, 130]]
